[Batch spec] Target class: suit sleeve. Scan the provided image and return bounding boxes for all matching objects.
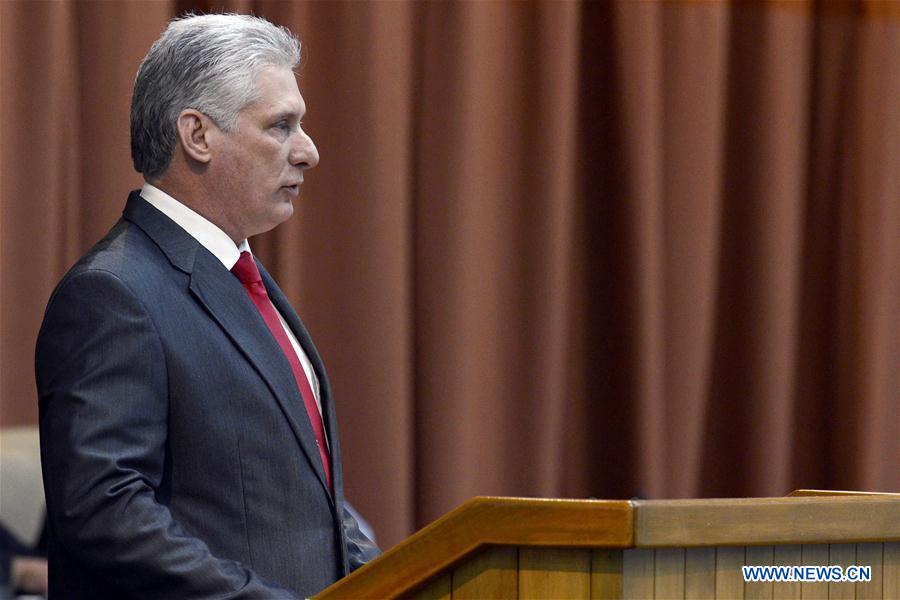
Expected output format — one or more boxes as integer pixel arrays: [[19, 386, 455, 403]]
[[35, 269, 299, 599]]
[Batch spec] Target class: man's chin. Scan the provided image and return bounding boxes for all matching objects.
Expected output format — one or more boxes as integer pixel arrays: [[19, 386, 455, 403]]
[[271, 202, 294, 227], [246, 205, 294, 239]]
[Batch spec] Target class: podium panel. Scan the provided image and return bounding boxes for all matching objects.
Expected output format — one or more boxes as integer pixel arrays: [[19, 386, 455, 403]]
[[316, 492, 900, 600], [401, 542, 898, 600]]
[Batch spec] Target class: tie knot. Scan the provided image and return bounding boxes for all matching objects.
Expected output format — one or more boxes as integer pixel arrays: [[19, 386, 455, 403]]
[[231, 251, 262, 284]]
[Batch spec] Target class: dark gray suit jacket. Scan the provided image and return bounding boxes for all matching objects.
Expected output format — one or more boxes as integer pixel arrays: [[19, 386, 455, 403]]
[[35, 192, 378, 598]]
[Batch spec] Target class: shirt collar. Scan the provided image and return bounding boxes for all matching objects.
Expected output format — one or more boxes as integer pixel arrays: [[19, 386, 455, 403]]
[[140, 182, 250, 270]]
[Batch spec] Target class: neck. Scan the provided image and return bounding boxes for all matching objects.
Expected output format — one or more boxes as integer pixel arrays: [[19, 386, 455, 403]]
[[149, 174, 244, 245]]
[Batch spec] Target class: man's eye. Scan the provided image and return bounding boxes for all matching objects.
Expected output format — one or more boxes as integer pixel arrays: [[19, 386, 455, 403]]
[[274, 121, 291, 132]]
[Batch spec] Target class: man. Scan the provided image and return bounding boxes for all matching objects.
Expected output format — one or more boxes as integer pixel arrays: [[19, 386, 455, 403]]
[[35, 14, 378, 598]]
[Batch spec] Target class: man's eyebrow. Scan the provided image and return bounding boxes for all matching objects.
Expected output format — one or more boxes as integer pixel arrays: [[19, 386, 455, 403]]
[[270, 107, 306, 122]]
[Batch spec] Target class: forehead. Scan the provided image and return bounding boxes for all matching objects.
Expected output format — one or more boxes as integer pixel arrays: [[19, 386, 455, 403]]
[[245, 66, 306, 116]]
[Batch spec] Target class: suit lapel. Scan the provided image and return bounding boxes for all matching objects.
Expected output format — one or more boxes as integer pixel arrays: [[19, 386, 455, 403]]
[[260, 268, 351, 571], [122, 192, 333, 502], [259, 264, 344, 498], [188, 255, 332, 501]]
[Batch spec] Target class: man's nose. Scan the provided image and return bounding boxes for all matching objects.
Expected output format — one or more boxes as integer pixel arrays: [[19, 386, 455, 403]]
[[290, 130, 319, 169]]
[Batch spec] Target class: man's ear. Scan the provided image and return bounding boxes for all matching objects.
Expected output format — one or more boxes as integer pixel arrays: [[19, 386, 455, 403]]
[[175, 109, 214, 164]]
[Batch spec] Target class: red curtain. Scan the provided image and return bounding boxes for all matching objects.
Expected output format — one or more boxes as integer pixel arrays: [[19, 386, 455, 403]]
[[2, 0, 897, 549]]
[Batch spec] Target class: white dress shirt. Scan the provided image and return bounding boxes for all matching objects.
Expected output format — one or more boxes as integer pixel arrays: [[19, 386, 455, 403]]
[[140, 183, 325, 427]]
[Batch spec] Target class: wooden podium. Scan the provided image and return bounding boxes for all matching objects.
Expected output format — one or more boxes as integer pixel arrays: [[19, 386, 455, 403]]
[[315, 491, 899, 599]]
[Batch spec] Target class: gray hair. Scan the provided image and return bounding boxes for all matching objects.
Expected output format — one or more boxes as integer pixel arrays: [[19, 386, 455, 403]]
[[131, 13, 301, 179]]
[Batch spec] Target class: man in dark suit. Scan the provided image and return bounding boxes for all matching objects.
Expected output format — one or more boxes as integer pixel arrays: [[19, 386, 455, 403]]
[[35, 14, 378, 598]]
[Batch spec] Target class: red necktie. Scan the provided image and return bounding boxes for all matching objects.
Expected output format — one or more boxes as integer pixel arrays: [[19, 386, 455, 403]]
[[231, 251, 332, 491]]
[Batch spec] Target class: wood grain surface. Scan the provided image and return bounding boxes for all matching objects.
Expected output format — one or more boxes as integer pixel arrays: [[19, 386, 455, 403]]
[[452, 546, 516, 599], [518, 547, 590, 599], [316, 496, 631, 599], [317, 494, 900, 599], [634, 497, 900, 547], [591, 549, 623, 600]]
